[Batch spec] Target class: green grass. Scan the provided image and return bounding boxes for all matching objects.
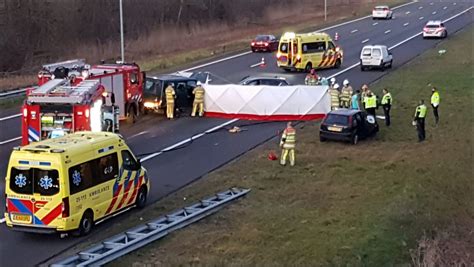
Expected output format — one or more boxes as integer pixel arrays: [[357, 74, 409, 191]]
[[106, 26, 474, 266]]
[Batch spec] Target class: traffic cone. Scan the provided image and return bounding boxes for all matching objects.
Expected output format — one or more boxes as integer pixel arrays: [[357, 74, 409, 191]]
[[260, 57, 266, 67], [268, 151, 278, 161], [334, 32, 339, 41]]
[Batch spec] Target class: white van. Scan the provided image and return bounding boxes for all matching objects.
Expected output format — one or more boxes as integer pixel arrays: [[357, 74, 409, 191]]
[[360, 45, 393, 71]]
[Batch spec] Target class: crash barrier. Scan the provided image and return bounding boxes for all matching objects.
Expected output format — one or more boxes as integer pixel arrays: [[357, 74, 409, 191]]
[[203, 84, 331, 120], [50, 187, 250, 267]]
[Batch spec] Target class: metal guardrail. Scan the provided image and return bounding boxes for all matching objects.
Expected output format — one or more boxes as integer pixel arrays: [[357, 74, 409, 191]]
[[50, 187, 250, 267], [0, 87, 35, 98]]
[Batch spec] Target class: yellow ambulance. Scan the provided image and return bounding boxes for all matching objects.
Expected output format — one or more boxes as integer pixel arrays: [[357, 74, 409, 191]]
[[4, 132, 150, 235], [276, 32, 343, 72]]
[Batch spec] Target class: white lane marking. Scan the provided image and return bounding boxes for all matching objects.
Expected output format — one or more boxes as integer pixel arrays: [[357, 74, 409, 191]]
[[403, 22, 410, 26], [419, 16, 424, 20], [385, 30, 392, 34], [430, 2, 434, 5], [129, 131, 149, 139], [419, 6, 423, 9], [2, 6, 472, 225], [373, 22, 379, 26], [0, 113, 21, 121], [406, 11, 411, 14], [453, 2, 456, 5], [0, 136, 21, 145], [0, 1, 418, 125], [362, 39, 370, 44], [350, 29, 359, 33], [443, 6, 447, 10], [140, 118, 239, 162], [432, 11, 437, 15]]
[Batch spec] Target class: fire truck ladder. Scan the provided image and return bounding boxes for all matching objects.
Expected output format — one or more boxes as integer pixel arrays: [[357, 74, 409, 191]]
[[50, 187, 250, 267], [28, 79, 101, 104]]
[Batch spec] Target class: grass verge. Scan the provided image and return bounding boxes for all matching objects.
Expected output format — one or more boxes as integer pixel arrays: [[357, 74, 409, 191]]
[[108, 26, 473, 266]]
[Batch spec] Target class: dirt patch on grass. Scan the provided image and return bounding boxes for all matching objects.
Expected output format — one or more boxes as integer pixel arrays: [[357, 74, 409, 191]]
[[103, 26, 473, 266]]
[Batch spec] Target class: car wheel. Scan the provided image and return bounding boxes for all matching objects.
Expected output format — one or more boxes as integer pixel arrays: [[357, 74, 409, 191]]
[[334, 59, 341, 69], [305, 63, 312, 72], [319, 135, 327, 142], [351, 134, 359, 145], [78, 211, 94, 236], [360, 65, 366, 71], [135, 186, 148, 209], [443, 31, 448, 38], [388, 60, 393, 69], [251, 48, 256, 52]]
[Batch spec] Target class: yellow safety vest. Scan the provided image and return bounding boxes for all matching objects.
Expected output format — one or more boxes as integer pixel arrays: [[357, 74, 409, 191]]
[[281, 127, 296, 149], [165, 86, 175, 103], [365, 95, 377, 108], [329, 89, 340, 107], [415, 104, 427, 118], [431, 91, 440, 106], [381, 93, 392, 105], [193, 86, 205, 103]]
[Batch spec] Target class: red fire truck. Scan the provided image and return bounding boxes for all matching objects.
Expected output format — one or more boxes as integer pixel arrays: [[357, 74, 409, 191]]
[[22, 79, 119, 145], [36, 59, 145, 122]]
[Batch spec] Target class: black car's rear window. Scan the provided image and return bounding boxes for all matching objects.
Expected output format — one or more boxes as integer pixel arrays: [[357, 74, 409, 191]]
[[325, 114, 350, 125], [426, 25, 440, 28]]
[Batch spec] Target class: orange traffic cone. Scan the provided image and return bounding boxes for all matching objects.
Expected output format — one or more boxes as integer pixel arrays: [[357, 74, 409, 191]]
[[334, 32, 339, 41], [267, 151, 278, 161]]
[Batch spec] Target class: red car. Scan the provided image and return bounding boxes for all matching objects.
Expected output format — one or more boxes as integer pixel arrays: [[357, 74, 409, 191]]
[[251, 35, 278, 52]]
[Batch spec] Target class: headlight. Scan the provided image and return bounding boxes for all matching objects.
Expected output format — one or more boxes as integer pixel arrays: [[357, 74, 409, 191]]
[[144, 102, 158, 108]]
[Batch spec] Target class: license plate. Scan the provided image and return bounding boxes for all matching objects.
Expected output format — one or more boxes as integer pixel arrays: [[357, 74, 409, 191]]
[[11, 213, 32, 223], [328, 126, 342, 132]]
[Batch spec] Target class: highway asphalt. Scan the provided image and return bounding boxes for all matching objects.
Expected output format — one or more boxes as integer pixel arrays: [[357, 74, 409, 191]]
[[0, 1, 472, 266]]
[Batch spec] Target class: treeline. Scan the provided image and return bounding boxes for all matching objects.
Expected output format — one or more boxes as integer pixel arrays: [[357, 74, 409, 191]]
[[0, 0, 365, 73]]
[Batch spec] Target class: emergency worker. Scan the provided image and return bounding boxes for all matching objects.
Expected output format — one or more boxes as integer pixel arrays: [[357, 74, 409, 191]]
[[365, 91, 377, 116], [361, 84, 369, 109], [320, 77, 329, 86], [191, 81, 205, 117], [280, 122, 296, 166], [431, 87, 440, 125], [381, 88, 392, 126], [328, 83, 341, 110], [330, 77, 336, 88], [305, 69, 318, 85], [351, 90, 360, 110], [340, 79, 353, 108], [165, 83, 176, 119], [413, 100, 427, 142]]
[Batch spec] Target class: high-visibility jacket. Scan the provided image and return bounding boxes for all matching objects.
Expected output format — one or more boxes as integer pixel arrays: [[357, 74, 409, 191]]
[[365, 95, 377, 109], [340, 85, 353, 101], [305, 74, 317, 85], [431, 91, 440, 107], [280, 126, 296, 149], [329, 88, 340, 107], [193, 86, 205, 103], [381, 93, 392, 106], [415, 104, 427, 119], [165, 86, 175, 104]]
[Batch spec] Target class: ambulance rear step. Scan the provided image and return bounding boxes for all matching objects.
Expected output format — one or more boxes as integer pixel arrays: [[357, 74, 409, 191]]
[[50, 187, 250, 267]]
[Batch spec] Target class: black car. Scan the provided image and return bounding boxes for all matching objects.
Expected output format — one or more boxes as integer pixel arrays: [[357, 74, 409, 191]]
[[319, 109, 379, 145], [143, 74, 198, 114], [251, 35, 278, 52], [239, 76, 289, 86]]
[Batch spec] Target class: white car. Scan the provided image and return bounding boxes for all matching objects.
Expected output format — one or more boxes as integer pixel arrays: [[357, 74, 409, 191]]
[[372, 5, 393, 19], [360, 45, 393, 71], [423, 21, 448, 38]]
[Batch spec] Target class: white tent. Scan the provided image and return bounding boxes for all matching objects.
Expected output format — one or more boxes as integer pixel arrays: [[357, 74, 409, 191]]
[[203, 84, 331, 120]]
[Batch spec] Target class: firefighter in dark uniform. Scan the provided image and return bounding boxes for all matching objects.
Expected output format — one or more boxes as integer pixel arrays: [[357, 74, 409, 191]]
[[413, 99, 427, 142]]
